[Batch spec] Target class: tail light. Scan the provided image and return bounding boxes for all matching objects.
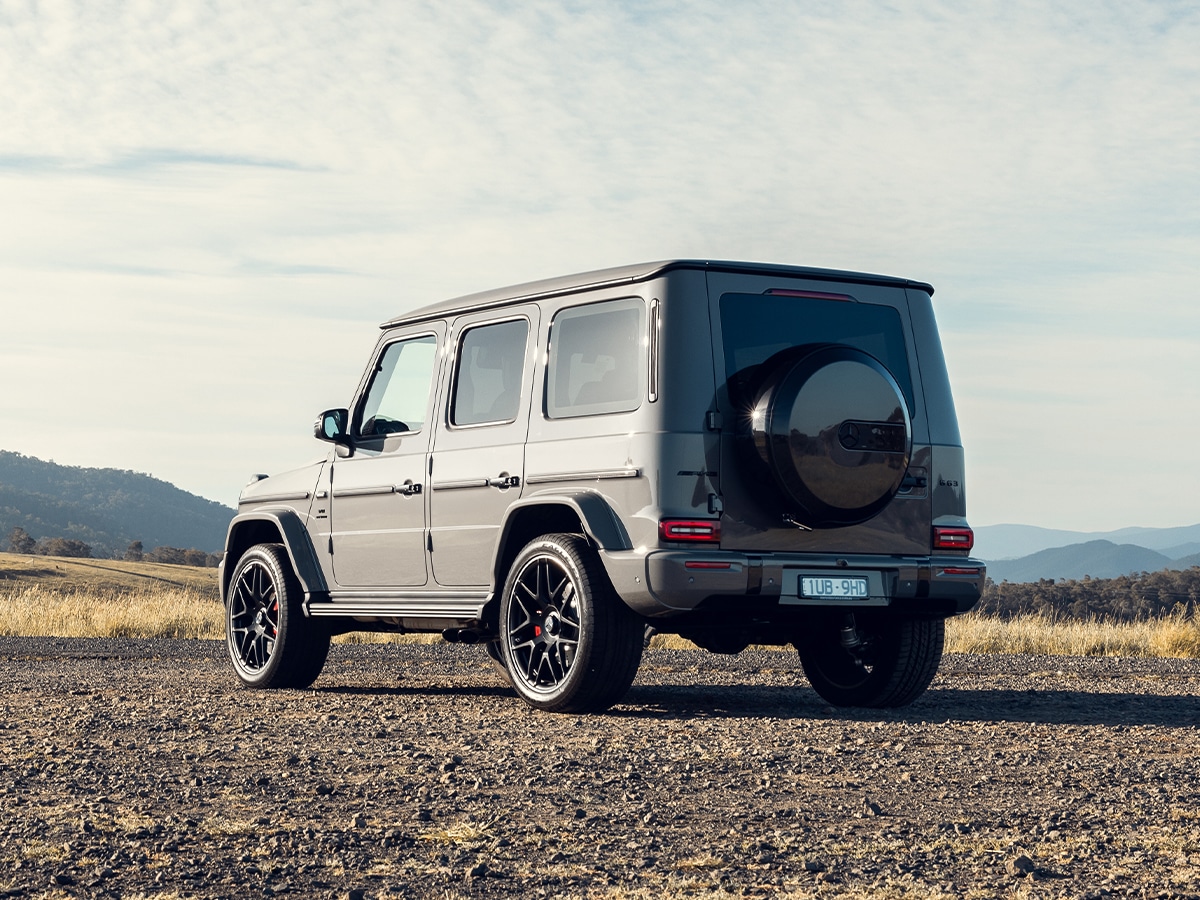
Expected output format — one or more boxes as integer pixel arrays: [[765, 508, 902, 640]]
[[933, 526, 974, 551], [659, 519, 721, 543]]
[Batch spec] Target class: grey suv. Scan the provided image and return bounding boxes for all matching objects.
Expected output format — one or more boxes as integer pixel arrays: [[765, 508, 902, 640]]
[[220, 260, 985, 712]]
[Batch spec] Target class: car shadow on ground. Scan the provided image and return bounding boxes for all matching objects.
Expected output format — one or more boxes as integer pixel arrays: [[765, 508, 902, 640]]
[[609, 683, 1200, 728], [310, 678, 1198, 728]]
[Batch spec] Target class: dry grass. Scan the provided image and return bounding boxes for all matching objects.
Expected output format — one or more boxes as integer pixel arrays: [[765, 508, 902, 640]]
[[944, 608, 1200, 658], [0, 550, 218, 593], [3, 554, 1198, 658], [0, 584, 223, 639]]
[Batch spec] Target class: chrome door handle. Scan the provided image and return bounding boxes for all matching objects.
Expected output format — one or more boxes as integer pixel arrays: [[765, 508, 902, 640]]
[[486, 474, 521, 489], [396, 480, 423, 496]]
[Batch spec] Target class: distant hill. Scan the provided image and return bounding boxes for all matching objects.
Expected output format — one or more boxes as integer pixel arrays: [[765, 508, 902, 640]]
[[975, 523, 1200, 561], [984, 540, 1181, 583], [0, 451, 233, 557]]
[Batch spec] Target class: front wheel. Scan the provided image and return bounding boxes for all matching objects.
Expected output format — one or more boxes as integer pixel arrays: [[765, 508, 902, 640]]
[[225, 543, 331, 689], [499, 533, 643, 713], [794, 611, 944, 708]]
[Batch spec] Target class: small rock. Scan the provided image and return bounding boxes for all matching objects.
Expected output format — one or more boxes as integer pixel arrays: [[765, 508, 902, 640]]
[[350, 814, 367, 828], [51, 873, 76, 886], [1006, 855, 1035, 877], [415, 808, 432, 822], [804, 860, 827, 873], [863, 797, 883, 816]]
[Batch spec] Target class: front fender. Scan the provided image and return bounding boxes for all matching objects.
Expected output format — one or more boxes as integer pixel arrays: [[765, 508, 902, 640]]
[[220, 508, 328, 604]]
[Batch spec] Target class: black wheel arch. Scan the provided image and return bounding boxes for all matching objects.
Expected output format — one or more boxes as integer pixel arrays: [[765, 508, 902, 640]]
[[221, 509, 328, 606], [482, 493, 633, 630]]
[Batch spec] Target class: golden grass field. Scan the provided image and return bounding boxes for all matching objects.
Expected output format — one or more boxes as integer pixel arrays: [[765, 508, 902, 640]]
[[2, 551, 1198, 657]]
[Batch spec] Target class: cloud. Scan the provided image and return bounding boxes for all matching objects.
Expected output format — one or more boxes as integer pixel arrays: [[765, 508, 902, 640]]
[[0, 0, 1197, 525]]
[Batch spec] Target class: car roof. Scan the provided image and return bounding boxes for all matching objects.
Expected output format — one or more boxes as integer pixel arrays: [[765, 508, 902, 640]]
[[380, 259, 934, 329]]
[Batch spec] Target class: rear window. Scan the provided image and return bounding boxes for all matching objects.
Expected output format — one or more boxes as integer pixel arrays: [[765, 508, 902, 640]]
[[719, 292, 914, 410]]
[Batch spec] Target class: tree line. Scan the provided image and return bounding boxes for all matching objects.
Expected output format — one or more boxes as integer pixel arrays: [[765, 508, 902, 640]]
[[978, 567, 1200, 622], [5, 527, 221, 568]]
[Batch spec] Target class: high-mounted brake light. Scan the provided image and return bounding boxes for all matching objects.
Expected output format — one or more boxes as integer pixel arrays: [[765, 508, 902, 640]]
[[933, 526, 974, 552], [765, 288, 854, 302], [659, 519, 721, 543]]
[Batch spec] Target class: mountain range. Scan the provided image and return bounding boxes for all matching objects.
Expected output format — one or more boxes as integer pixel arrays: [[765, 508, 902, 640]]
[[0, 450, 234, 556], [975, 523, 1200, 584]]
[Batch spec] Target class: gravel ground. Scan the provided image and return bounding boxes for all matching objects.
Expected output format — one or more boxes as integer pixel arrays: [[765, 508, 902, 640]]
[[1, 638, 1199, 899]]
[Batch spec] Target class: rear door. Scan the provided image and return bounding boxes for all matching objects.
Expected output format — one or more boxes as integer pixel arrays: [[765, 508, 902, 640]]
[[428, 306, 539, 586], [706, 270, 931, 555]]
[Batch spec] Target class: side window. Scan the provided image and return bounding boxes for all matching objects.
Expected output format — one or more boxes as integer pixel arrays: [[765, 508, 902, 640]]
[[356, 334, 438, 437], [451, 319, 529, 426], [546, 298, 645, 419]]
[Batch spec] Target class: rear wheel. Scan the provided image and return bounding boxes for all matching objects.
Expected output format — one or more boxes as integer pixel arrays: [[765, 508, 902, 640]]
[[499, 533, 643, 713], [795, 611, 943, 707], [225, 543, 330, 689]]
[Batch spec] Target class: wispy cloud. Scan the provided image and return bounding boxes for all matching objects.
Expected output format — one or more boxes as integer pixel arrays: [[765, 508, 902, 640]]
[[0, 0, 1197, 525]]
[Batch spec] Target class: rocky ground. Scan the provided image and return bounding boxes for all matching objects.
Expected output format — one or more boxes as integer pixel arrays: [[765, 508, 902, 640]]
[[1, 638, 1198, 900]]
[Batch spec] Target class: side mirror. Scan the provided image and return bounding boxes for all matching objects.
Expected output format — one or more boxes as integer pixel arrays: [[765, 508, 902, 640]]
[[314, 408, 351, 445]]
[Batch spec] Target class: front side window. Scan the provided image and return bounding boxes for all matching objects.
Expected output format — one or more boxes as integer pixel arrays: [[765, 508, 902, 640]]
[[356, 334, 438, 437], [451, 319, 529, 426], [546, 298, 645, 419]]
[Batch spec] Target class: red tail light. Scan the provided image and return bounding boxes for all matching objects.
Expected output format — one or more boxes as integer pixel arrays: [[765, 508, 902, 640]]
[[659, 519, 721, 543], [933, 526, 974, 551]]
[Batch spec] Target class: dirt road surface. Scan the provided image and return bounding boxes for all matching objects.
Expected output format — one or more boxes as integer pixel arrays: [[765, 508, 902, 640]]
[[2, 638, 1198, 899]]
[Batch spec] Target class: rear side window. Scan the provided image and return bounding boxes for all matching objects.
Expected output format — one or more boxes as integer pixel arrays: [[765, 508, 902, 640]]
[[451, 319, 529, 426], [546, 298, 645, 419], [719, 292, 914, 410]]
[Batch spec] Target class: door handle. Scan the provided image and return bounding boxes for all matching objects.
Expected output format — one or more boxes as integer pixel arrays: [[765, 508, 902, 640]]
[[486, 474, 521, 489], [396, 480, 423, 496]]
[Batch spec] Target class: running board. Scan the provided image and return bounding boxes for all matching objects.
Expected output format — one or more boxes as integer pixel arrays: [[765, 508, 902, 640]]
[[305, 592, 489, 620]]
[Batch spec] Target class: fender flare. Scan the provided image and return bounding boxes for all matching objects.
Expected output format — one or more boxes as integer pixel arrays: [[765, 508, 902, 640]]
[[221, 508, 329, 604], [490, 490, 633, 586]]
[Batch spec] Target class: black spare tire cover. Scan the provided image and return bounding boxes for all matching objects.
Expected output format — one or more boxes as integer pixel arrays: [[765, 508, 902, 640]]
[[750, 346, 912, 528]]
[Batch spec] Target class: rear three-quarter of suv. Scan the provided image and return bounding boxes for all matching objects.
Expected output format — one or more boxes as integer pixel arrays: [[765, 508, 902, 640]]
[[220, 260, 985, 712]]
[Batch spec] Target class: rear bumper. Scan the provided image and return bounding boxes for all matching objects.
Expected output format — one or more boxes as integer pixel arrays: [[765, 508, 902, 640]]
[[600, 549, 985, 618]]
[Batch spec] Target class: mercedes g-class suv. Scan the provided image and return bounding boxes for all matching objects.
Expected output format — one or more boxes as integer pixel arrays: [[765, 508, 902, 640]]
[[220, 260, 984, 712]]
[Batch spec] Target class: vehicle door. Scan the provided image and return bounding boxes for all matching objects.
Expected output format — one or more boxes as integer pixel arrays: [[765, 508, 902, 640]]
[[329, 324, 445, 587], [429, 307, 539, 586]]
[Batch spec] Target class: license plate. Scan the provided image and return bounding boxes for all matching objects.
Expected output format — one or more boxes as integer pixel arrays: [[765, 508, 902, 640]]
[[800, 576, 870, 599]]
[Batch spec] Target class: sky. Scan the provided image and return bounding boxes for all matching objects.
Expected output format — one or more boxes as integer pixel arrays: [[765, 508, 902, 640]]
[[1, 0, 1198, 532]]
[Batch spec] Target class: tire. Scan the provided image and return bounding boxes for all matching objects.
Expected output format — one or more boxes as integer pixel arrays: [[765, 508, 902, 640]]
[[499, 533, 643, 713], [225, 543, 331, 689], [795, 611, 943, 708]]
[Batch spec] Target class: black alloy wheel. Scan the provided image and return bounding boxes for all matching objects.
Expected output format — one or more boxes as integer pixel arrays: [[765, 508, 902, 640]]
[[225, 543, 330, 689], [500, 533, 642, 713]]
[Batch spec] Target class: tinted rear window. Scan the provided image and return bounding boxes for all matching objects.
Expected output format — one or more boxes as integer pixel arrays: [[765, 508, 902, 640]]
[[719, 293, 914, 410]]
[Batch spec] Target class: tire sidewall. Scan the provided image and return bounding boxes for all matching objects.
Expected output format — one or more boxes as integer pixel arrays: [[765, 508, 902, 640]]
[[796, 612, 942, 708]]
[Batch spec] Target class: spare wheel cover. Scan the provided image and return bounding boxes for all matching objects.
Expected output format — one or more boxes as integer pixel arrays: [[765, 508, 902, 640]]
[[751, 346, 912, 527]]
